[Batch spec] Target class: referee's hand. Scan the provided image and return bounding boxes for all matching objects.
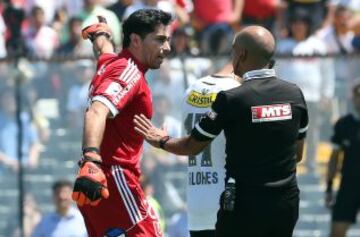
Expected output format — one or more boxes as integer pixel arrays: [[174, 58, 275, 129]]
[[133, 114, 168, 148]]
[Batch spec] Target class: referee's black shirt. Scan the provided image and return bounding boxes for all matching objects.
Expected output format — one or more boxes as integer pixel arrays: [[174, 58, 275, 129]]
[[191, 69, 309, 186]]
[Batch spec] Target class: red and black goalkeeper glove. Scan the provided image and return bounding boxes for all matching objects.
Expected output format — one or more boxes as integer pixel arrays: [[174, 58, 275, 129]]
[[82, 16, 112, 42], [72, 152, 109, 206]]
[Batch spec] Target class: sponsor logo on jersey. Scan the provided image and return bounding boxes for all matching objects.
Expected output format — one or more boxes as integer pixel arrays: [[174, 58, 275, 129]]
[[251, 103, 292, 123], [187, 90, 217, 108]]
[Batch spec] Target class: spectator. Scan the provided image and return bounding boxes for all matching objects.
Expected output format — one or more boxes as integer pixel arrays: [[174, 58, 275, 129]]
[[56, 17, 89, 57], [66, 60, 94, 130], [172, 0, 192, 29], [281, 0, 328, 34], [191, 0, 242, 55], [122, 0, 191, 32], [169, 26, 197, 57], [122, 0, 176, 20], [315, 5, 354, 54], [31, 180, 88, 237], [51, 7, 69, 44], [315, 5, 356, 115], [325, 0, 360, 27], [276, 10, 334, 172], [152, 94, 182, 139], [240, 0, 278, 32], [23, 6, 59, 58], [107, 0, 134, 21], [79, 0, 121, 46], [3, 1, 27, 57], [25, 0, 60, 24], [325, 82, 360, 237], [0, 89, 41, 172], [7, 193, 42, 237]]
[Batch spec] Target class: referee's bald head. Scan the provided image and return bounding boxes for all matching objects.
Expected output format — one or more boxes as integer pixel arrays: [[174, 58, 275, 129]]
[[232, 26, 275, 76]]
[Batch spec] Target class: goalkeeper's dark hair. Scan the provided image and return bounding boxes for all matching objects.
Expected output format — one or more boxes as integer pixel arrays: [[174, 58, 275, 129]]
[[122, 9, 172, 48], [52, 179, 73, 192]]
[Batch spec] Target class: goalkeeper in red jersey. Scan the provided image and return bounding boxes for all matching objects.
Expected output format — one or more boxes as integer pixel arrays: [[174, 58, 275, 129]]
[[71, 9, 172, 237]]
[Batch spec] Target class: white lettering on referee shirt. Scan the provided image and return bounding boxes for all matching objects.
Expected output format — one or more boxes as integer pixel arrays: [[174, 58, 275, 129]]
[[252, 103, 292, 123]]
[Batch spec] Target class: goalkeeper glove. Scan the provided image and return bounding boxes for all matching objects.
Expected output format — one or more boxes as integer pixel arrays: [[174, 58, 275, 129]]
[[72, 152, 109, 206], [82, 16, 112, 42]]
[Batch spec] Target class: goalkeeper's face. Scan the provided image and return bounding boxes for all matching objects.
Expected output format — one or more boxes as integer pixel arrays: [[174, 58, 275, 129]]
[[141, 24, 171, 69]]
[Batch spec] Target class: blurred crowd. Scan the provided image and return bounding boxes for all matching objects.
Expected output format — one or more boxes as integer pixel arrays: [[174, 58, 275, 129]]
[[1, 0, 360, 58], [1, 0, 360, 237]]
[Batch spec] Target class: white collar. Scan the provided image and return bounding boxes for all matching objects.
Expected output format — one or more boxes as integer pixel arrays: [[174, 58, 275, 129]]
[[243, 69, 276, 81]]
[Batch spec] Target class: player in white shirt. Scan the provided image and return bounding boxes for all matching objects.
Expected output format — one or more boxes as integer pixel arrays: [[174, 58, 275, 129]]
[[182, 63, 241, 237]]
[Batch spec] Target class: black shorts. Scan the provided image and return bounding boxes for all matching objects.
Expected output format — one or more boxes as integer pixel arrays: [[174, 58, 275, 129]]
[[332, 181, 360, 223], [215, 185, 299, 237], [190, 230, 215, 237]]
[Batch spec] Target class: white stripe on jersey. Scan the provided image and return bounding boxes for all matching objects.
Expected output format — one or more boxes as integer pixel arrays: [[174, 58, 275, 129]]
[[195, 123, 217, 138], [111, 166, 143, 224], [121, 60, 138, 83], [112, 167, 137, 224], [119, 60, 134, 81], [124, 66, 139, 84], [116, 165, 143, 221], [92, 95, 119, 117], [299, 124, 309, 133]]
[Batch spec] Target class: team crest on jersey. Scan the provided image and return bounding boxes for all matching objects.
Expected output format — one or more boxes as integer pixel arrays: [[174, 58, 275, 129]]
[[187, 90, 217, 108], [251, 103, 292, 123]]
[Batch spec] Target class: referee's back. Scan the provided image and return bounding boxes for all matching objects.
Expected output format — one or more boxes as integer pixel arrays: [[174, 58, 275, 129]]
[[193, 69, 309, 187], [224, 71, 308, 185]]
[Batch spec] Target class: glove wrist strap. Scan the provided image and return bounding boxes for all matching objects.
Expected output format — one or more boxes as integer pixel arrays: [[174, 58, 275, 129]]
[[79, 149, 102, 167], [82, 147, 100, 155], [83, 155, 102, 164]]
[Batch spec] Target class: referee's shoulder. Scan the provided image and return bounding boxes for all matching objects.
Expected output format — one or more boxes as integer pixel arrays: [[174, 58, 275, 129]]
[[215, 85, 240, 103]]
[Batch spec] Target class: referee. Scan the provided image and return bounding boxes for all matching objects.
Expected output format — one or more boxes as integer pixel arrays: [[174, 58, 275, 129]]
[[134, 26, 309, 237]]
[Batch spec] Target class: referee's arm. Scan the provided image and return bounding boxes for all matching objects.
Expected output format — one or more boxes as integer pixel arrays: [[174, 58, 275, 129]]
[[297, 95, 309, 163], [134, 93, 227, 155], [133, 114, 216, 156]]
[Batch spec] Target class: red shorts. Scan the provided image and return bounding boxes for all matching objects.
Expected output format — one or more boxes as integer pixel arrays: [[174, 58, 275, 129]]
[[78, 165, 163, 237]]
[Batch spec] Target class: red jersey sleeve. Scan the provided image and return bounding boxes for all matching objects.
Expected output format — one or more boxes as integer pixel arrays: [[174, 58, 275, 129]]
[[96, 53, 118, 70], [91, 58, 143, 117]]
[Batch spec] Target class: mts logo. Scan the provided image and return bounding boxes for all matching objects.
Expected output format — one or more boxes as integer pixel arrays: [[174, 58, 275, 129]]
[[251, 103, 292, 123]]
